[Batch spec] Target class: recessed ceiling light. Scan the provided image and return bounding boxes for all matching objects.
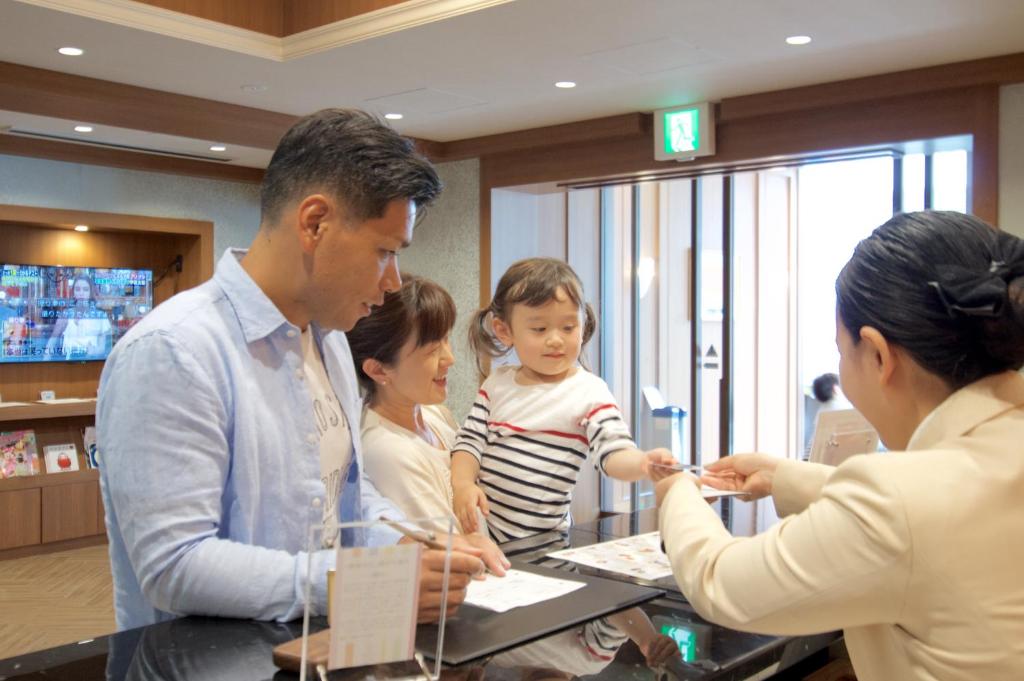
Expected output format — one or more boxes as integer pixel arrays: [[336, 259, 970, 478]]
[[58, 46, 84, 56], [785, 35, 812, 45], [209, 144, 227, 152], [74, 125, 93, 133], [74, 225, 89, 232], [555, 81, 577, 89], [384, 113, 403, 120], [240, 83, 269, 93]]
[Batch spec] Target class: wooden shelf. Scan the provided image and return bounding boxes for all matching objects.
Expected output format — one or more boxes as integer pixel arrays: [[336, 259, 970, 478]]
[[0, 205, 213, 558], [0, 469, 98, 493], [0, 401, 96, 423]]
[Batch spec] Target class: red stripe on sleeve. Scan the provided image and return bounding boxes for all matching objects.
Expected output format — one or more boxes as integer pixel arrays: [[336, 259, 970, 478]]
[[584, 403, 617, 420]]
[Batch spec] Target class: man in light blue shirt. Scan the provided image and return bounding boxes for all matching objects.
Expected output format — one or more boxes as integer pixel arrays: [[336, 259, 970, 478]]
[[98, 109, 489, 630]]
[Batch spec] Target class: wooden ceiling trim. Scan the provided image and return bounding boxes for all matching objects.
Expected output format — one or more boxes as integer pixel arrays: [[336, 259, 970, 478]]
[[131, 0, 285, 36], [0, 134, 265, 184], [0, 61, 297, 150], [129, 0, 414, 37], [284, 0, 409, 35]]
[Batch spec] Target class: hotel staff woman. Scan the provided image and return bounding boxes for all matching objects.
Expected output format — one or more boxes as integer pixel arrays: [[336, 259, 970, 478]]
[[656, 211, 1024, 681]]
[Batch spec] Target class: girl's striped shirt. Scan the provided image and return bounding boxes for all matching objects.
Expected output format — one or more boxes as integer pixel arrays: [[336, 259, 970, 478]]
[[453, 365, 636, 541]]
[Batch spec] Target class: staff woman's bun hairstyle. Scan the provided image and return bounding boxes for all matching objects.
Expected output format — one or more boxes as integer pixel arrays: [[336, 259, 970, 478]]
[[837, 210, 1024, 389]]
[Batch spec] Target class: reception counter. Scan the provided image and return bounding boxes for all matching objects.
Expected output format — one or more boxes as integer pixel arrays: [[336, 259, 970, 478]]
[[0, 509, 841, 680]]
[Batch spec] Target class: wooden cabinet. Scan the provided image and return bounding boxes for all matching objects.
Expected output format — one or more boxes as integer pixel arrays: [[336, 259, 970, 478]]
[[42, 481, 101, 543], [0, 469, 104, 557], [0, 488, 41, 550]]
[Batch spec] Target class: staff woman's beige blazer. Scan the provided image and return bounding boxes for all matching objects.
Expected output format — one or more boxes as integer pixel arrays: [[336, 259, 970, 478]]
[[659, 371, 1024, 681]]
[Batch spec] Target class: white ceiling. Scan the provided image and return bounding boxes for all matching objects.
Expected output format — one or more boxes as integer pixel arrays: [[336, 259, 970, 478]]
[[1, 0, 1024, 163]]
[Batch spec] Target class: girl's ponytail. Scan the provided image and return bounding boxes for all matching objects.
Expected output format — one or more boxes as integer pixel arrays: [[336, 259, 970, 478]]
[[467, 305, 506, 376]]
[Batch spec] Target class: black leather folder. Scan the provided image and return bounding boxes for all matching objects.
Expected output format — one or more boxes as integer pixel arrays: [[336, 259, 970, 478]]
[[415, 560, 663, 665]]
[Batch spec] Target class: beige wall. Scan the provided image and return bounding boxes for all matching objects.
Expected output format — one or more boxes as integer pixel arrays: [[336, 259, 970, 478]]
[[0, 153, 260, 257], [400, 158, 481, 422], [999, 84, 1024, 238]]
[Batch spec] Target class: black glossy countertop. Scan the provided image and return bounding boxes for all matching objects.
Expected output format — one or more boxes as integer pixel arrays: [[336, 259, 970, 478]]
[[0, 508, 839, 680]]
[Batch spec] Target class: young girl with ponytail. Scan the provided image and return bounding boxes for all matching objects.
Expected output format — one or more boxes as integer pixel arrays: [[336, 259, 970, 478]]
[[451, 257, 675, 541]]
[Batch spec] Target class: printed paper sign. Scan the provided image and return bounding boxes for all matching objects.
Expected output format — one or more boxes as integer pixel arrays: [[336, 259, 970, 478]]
[[328, 543, 422, 670]]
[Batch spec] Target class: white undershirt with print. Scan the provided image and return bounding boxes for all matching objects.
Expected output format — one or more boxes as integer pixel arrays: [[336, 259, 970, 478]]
[[301, 328, 351, 547]]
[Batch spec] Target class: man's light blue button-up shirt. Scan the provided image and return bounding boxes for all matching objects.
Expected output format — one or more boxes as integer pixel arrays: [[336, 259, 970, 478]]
[[98, 249, 402, 631]]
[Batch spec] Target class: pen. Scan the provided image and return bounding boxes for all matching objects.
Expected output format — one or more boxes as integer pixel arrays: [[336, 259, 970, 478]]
[[378, 516, 449, 550], [379, 517, 505, 578]]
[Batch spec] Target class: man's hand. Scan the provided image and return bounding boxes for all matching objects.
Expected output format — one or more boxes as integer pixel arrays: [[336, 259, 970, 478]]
[[700, 453, 779, 500], [453, 484, 489, 534], [654, 472, 700, 507], [417, 549, 484, 623]]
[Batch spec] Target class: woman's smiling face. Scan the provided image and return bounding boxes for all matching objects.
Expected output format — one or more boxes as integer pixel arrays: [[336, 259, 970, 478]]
[[383, 333, 455, 406]]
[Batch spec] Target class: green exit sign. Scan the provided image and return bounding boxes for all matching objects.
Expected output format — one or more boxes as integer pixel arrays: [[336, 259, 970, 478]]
[[654, 102, 715, 161]]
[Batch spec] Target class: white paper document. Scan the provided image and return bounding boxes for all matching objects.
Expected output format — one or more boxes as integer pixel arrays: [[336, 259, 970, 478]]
[[36, 397, 96, 404], [548, 532, 674, 581], [329, 543, 421, 670], [464, 569, 585, 613], [0, 402, 32, 408]]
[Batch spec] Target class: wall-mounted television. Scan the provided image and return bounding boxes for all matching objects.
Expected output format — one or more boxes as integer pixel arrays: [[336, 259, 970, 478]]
[[0, 264, 153, 364]]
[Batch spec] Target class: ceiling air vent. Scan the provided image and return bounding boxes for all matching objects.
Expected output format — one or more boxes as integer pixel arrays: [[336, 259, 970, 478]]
[[4, 128, 234, 163]]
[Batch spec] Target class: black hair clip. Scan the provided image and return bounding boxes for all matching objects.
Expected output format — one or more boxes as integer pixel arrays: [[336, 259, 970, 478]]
[[927, 266, 1007, 319]]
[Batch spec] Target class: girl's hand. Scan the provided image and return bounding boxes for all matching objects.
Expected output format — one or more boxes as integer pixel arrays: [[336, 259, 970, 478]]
[[454, 484, 489, 534], [640, 634, 682, 667], [701, 453, 780, 500], [641, 448, 678, 482]]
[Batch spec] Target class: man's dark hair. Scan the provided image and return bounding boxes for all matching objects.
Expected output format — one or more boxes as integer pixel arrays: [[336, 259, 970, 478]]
[[837, 210, 1024, 389], [260, 109, 442, 225]]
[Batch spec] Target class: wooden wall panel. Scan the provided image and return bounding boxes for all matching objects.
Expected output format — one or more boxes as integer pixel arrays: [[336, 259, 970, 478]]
[[133, 0, 284, 36], [719, 52, 1024, 122], [0, 61, 296, 150], [41, 481, 101, 543], [0, 488, 41, 550], [970, 86, 1001, 225], [442, 113, 649, 162]]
